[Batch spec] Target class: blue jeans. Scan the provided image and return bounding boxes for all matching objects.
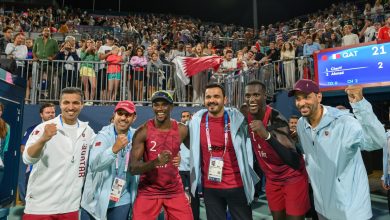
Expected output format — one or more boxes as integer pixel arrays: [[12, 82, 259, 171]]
[[81, 204, 131, 220]]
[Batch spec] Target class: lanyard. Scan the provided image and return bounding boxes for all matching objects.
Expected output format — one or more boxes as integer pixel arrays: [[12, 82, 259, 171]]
[[113, 127, 132, 173], [205, 111, 229, 157], [59, 115, 79, 128]]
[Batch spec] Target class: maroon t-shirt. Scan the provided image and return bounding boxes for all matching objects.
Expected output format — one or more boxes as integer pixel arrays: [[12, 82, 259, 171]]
[[200, 113, 243, 189], [248, 106, 306, 185], [137, 119, 184, 198]]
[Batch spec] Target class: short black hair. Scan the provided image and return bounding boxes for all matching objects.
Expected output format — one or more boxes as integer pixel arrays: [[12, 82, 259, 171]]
[[60, 87, 84, 102], [181, 110, 191, 116], [246, 80, 266, 93], [205, 83, 225, 97], [39, 102, 55, 114], [289, 115, 299, 120]]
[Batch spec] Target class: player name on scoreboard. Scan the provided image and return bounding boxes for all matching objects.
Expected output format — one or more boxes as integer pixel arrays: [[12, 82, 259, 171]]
[[314, 41, 389, 91]]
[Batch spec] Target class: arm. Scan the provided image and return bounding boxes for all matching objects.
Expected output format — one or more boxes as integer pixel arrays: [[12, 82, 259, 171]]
[[89, 132, 129, 172], [346, 85, 386, 151], [23, 123, 57, 165], [32, 41, 38, 59], [5, 43, 14, 55], [249, 115, 301, 169], [129, 124, 171, 175]]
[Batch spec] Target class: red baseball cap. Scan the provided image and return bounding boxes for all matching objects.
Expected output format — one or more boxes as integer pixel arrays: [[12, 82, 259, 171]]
[[114, 101, 136, 114], [288, 79, 320, 97]]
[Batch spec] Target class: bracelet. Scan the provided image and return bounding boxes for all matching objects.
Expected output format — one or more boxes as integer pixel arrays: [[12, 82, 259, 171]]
[[265, 132, 271, 141]]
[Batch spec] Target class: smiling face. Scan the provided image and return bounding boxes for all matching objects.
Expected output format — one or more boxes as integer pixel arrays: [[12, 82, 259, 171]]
[[60, 93, 83, 125], [204, 87, 226, 117], [294, 91, 322, 118], [244, 84, 266, 116], [114, 110, 136, 134], [152, 100, 172, 124]]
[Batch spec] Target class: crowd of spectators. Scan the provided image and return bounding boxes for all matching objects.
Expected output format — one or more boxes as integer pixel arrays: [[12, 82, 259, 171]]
[[0, 0, 389, 105]]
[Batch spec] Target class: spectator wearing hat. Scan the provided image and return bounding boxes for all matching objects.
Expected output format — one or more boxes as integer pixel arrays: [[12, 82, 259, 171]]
[[289, 79, 386, 220], [81, 101, 139, 220]]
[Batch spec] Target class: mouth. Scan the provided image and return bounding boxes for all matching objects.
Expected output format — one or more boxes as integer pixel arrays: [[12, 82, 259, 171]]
[[249, 103, 258, 111], [299, 106, 310, 114]]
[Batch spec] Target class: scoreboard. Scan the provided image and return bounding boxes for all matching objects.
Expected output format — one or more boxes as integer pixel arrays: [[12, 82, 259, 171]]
[[314, 41, 390, 91]]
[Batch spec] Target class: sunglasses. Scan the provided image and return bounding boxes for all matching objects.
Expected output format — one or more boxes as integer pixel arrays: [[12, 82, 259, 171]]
[[116, 111, 133, 118]]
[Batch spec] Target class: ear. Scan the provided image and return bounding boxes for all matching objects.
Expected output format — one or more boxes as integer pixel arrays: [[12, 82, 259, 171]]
[[317, 92, 323, 103]]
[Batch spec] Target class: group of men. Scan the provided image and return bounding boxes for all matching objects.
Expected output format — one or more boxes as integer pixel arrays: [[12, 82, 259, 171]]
[[20, 77, 387, 220]]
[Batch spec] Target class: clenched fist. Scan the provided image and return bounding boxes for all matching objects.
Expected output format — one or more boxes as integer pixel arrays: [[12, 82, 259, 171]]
[[345, 85, 363, 103], [155, 150, 172, 167], [41, 123, 57, 142], [249, 120, 269, 139], [113, 134, 129, 154]]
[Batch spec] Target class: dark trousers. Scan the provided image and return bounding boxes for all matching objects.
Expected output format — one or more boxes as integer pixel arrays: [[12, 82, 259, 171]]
[[388, 190, 390, 214], [204, 187, 252, 220], [80, 204, 131, 220], [180, 171, 200, 220]]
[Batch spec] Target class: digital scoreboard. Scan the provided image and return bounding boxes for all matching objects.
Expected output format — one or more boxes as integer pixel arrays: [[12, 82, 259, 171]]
[[314, 41, 390, 91]]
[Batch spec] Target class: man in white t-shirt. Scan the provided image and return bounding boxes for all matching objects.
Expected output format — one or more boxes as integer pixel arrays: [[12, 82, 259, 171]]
[[359, 18, 376, 43], [342, 25, 360, 46]]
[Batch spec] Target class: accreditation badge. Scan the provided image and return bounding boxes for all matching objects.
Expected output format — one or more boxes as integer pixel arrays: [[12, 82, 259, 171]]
[[208, 157, 224, 182], [109, 177, 126, 202]]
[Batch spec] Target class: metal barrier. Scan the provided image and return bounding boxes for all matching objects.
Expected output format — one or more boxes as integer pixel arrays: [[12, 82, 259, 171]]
[[222, 56, 314, 108], [15, 59, 176, 105], [2, 55, 314, 107]]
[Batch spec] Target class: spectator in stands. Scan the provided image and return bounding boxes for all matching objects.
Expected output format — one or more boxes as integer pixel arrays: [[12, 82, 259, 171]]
[[219, 49, 238, 74], [203, 42, 214, 56], [32, 27, 58, 61], [265, 41, 280, 62], [294, 38, 304, 80], [185, 43, 194, 57], [97, 36, 115, 102], [147, 51, 163, 100], [303, 36, 320, 56], [373, 0, 385, 23], [106, 46, 125, 101], [280, 41, 296, 89], [364, 3, 374, 20], [5, 33, 27, 76], [342, 25, 360, 46], [56, 40, 79, 89], [22, 87, 95, 220], [378, 16, 390, 41], [25, 38, 34, 103], [326, 32, 342, 48], [0, 26, 13, 54], [359, 18, 376, 43], [130, 47, 147, 103], [80, 40, 99, 106]]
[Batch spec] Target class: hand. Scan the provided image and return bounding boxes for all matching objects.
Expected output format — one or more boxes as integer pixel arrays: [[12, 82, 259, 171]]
[[41, 123, 57, 142], [172, 153, 181, 167], [155, 150, 172, 167], [112, 134, 129, 154], [249, 120, 269, 139], [345, 85, 363, 103], [381, 180, 390, 190], [290, 130, 297, 139], [47, 56, 53, 61]]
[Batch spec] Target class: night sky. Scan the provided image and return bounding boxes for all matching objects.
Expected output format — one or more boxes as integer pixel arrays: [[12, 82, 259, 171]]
[[62, 0, 345, 27]]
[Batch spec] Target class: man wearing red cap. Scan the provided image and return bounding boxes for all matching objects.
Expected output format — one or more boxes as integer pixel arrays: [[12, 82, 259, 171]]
[[289, 79, 386, 220], [130, 90, 193, 220], [81, 100, 138, 220]]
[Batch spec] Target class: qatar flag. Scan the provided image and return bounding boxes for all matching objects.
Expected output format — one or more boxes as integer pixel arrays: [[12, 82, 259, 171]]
[[173, 56, 223, 85]]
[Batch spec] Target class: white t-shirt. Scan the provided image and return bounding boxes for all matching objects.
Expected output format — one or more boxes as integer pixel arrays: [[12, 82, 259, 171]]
[[98, 45, 113, 69], [342, 34, 359, 46]]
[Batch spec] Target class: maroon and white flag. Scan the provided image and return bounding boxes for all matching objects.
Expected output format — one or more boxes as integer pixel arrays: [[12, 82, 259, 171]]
[[173, 56, 223, 85]]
